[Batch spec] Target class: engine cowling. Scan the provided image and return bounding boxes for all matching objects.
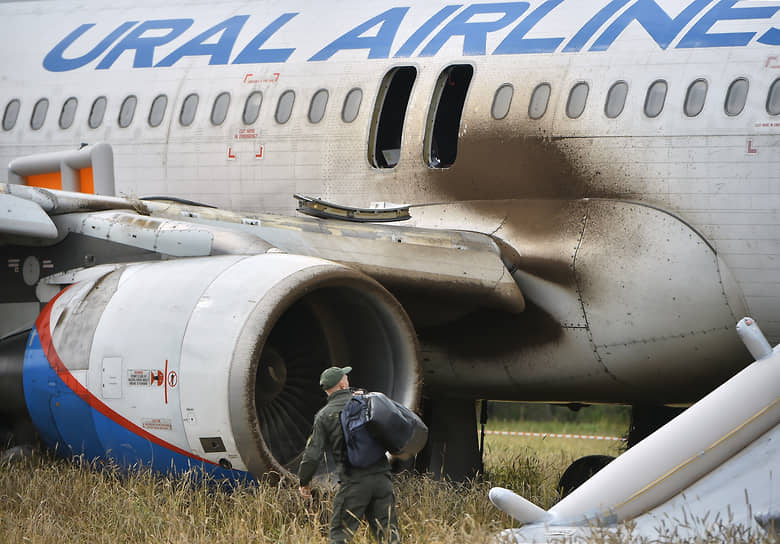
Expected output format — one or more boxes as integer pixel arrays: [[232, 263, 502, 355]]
[[23, 254, 420, 480]]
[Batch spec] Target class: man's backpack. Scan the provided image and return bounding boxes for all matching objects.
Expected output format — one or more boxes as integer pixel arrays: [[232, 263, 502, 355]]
[[340, 393, 387, 468], [340, 392, 429, 468], [363, 392, 428, 460]]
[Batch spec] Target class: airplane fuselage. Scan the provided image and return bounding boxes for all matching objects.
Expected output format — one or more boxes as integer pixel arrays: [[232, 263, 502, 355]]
[[1, 0, 778, 402]]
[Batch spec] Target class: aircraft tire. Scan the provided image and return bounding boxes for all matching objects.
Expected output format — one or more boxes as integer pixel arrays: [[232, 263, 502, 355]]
[[557, 454, 615, 498]]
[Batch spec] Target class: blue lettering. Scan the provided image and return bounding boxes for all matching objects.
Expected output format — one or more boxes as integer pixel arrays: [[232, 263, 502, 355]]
[[394, 5, 462, 58], [232, 13, 298, 64], [309, 8, 409, 61], [43, 3, 780, 73], [43, 22, 137, 72], [420, 2, 529, 57], [96, 19, 193, 70], [678, 0, 780, 48], [156, 15, 248, 67], [494, 0, 565, 55], [563, 0, 630, 52], [758, 27, 780, 45], [592, 0, 711, 51]]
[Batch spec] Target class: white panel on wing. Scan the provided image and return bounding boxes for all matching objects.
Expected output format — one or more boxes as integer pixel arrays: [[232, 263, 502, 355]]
[[155, 223, 213, 256]]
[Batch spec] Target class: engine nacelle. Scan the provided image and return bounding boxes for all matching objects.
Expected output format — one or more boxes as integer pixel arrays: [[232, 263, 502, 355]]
[[23, 254, 420, 480]]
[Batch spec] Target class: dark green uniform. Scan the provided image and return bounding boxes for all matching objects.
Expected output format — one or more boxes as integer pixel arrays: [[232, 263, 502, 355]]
[[298, 388, 399, 544]]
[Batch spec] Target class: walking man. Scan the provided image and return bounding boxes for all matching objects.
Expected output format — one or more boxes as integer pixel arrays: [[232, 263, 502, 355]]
[[298, 366, 400, 544]]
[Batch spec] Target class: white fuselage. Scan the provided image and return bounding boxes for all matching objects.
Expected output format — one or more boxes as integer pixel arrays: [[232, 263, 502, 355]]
[[0, 0, 778, 343]]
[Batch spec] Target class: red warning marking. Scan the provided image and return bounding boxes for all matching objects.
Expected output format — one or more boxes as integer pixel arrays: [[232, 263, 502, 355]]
[[747, 139, 758, 154], [235, 128, 258, 140], [766, 56, 780, 69], [227, 147, 236, 160], [168, 371, 178, 388], [483, 430, 625, 441], [255, 145, 264, 159], [164, 359, 169, 404], [243, 72, 281, 84], [151, 370, 164, 386]]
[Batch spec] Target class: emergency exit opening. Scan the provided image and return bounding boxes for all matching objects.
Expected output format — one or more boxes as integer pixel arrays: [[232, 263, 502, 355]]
[[369, 66, 417, 169], [425, 64, 473, 168]]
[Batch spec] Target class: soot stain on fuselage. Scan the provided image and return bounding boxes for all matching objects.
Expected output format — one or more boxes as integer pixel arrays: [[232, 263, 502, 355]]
[[415, 127, 624, 203], [492, 218, 581, 288], [417, 300, 563, 360]]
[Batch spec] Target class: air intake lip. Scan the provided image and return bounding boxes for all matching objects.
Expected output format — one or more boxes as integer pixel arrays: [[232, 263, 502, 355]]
[[225, 260, 421, 480]]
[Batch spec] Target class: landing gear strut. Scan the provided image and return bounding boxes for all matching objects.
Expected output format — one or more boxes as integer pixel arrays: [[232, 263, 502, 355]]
[[416, 398, 481, 481], [626, 405, 685, 448]]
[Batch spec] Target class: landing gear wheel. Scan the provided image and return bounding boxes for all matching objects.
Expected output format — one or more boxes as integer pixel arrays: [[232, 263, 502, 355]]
[[557, 454, 615, 498]]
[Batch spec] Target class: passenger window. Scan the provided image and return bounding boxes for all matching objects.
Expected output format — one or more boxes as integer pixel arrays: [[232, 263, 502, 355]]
[[605, 81, 628, 118], [684, 79, 708, 117], [59, 97, 78, 129], [149, 94, 167, 127], [566, 82, 589, 119], [369, 66, 416, 168], [768, 78, 780, 115], [118, 95, 137, 128], [243, 91, 262, 125], [308, 89, 329, 124], [211, 92, 230, 126], [724, 78, 748, 117], [89, 97, 107, 128], [275, 90, 295, 124], [342, 88, 362, 123], [31, 98, 48, 130], [644, 80, 667, 118], [2, 99, 20, 131], [425, 64, 473, 168], [529, 83, 551, 120], [180, 93, 198, 127], [491, 84, 513, 120]]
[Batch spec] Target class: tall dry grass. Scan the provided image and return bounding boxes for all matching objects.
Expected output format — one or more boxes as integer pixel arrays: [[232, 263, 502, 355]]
[[0, 452, 510, 543], [0, 423, 772, 543]]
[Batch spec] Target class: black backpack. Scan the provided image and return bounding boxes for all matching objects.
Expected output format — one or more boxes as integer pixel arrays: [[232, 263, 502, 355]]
[[340, 393, 387, 468]]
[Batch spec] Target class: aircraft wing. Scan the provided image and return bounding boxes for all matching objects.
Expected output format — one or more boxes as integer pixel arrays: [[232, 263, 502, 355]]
[[0, 182, 526, 314]]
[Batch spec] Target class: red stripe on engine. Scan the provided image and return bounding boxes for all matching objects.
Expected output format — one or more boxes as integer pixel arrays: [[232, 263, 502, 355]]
[[35, 289, 217, 465]]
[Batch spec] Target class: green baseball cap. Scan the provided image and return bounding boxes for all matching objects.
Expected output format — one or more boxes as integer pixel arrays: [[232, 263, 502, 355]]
[[319, 366, 352, 389]]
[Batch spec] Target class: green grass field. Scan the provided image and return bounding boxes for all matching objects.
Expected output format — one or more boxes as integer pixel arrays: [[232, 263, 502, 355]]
[[0, 415, 770, 543]]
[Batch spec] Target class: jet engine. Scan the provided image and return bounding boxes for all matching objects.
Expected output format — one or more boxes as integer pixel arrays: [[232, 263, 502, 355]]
[[22, 254, 420, 480]]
